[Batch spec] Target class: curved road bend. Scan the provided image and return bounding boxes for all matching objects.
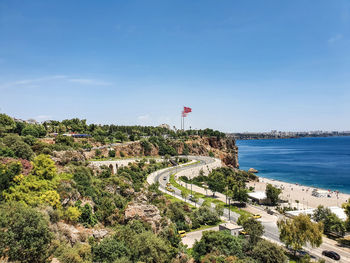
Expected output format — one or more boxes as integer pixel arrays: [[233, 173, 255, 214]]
[[147, 156, 350, 263]]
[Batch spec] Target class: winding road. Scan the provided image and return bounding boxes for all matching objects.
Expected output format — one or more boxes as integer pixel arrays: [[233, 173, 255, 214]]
[[146, 155, 350, 263]]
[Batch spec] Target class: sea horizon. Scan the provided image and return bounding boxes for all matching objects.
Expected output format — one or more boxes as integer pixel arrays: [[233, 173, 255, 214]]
[[237, 136, 350, 194]]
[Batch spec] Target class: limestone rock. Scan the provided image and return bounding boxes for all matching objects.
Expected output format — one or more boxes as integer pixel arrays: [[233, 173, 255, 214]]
[[248, 168, 258, 173], [124, 203, 163, 232], [56, 222, 91, 245], [52, 150, 86, 165], [92, 229, 109, 239]]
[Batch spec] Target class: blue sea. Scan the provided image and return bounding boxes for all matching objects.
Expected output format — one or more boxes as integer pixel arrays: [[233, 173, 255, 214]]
[[236, 136, 350, 194]]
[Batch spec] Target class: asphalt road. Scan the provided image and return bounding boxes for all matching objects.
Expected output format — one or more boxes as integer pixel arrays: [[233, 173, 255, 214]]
[[148, 156, 350, 263]]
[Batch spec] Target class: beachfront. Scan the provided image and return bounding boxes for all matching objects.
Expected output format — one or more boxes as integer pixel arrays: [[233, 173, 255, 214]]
[[247, 177, 350, 209]]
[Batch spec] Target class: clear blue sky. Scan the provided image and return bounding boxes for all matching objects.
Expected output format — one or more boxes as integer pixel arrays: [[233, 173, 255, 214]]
[[0, 0, 349, 132]]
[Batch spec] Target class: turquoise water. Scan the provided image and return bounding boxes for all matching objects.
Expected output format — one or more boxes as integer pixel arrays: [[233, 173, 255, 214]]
[[236, 136, 350, 194]]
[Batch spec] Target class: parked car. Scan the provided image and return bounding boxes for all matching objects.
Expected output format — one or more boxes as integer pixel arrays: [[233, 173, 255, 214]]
[[322, 250, 340, 260], [178, 230, 186, 238], [163, 177, 167, 180], [166, 187, 174, 192], [239, 230, 248, 235], [267, 209, 274, 215], [252, 214, 261, 219]]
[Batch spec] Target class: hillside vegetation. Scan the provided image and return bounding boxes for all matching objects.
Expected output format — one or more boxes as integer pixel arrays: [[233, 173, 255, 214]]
[[0, 113, 298, 263]]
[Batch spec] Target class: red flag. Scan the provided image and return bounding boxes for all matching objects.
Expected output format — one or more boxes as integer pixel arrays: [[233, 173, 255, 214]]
[[184, 106, 192, 113]]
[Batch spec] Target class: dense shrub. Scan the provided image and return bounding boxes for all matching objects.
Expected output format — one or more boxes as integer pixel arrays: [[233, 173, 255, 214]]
[[0, 203, 53, 263], [192, 230, 243, 261]]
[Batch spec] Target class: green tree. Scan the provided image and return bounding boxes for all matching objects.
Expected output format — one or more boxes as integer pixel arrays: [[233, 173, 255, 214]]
[[92, 236, 130, 263], [251, 240, 288, 263], [95, 196, 117, 225], [0, 113, 15, 134], [0, 202, 53, 263], [21, 125, 39, 137], [207, 170, 226, 196], [55, 134, 74, 146], [131, 231, 173, 263], [243, 218, 264, 245], [313, 206, 346, 236], [108, 149, 116, 157], [192, 230, 243, 261], [278, 214, 323, 254], [140, 139, 152, 155], [237, 214, 251, 226], [181, 189, 189, 202], [233, 185, 248, 204], [342, 200, 350, 231], [79, 203, 98, 227], [65, 206, 82, 224], [191, 205, 221, 227], [0, 161, 21, 197], [32, 154, 57, 180], [3, 134, 34, 160], [266, 184, 281, 206]]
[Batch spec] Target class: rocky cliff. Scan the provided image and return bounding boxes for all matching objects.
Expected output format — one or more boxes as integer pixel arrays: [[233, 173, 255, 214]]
[[52, 136, 239, 168]]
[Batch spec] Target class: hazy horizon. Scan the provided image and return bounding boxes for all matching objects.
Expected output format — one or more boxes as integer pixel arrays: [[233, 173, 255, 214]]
[[1, 1, 349, 132]]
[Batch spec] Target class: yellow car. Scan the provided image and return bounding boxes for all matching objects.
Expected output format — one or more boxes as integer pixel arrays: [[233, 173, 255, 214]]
[[239, 230, 248, 235], [252, 214, 261, 219], [166, 182, 171, 187], [166, 187, 174, 192], [178, 230, 186, 238]]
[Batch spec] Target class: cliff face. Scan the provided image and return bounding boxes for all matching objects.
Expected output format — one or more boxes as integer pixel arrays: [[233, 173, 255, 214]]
[[180, 136, 239, 168], [55, 136, 239, 169], [102, 136, 238, 168]]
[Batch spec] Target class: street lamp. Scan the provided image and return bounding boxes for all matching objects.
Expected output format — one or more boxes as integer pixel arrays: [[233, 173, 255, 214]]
[[228, 197, 231, 221]]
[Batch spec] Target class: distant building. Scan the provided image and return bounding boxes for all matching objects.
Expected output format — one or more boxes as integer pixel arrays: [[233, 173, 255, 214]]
[[158, 124, 171, 130], [219, 222, 243, 236], [26, 118, 38, 124], [248, 191, 268, 205], [285, 206, 347, 221]]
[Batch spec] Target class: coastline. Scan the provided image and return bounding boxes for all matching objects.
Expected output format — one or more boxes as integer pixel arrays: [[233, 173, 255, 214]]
[[247, 175, 350, 209]]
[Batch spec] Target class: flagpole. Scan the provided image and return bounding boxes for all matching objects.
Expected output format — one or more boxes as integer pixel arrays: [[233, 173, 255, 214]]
[[181, 114, 182, 130], [183, 115, 185, 131]]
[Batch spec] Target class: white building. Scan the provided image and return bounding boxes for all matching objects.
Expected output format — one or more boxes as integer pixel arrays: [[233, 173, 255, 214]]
[[219, 222, 243, 236], [248, 191, 268, 205], [285, 206, 347, 221]]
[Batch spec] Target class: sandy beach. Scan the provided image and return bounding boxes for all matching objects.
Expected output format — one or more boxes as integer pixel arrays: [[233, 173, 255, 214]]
[[247, 176, 350, 209]]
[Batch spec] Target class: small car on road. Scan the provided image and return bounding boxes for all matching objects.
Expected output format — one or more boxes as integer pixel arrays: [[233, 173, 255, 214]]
[[178, 230, 186, 238], [252, 214, 261, 219], [166, 187, 174, 192], [239, 230, 248, 235], [322, 250, 340, 260]]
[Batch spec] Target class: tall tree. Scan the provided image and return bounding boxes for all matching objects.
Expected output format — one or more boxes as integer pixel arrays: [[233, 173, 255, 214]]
[[207, 170, 226, 196], [266, 184, 281, 205], [243, 218, 264, 245], [313, 206, 346, 236], [278, 214, 323, 254], [0, 113, 15, 134]]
